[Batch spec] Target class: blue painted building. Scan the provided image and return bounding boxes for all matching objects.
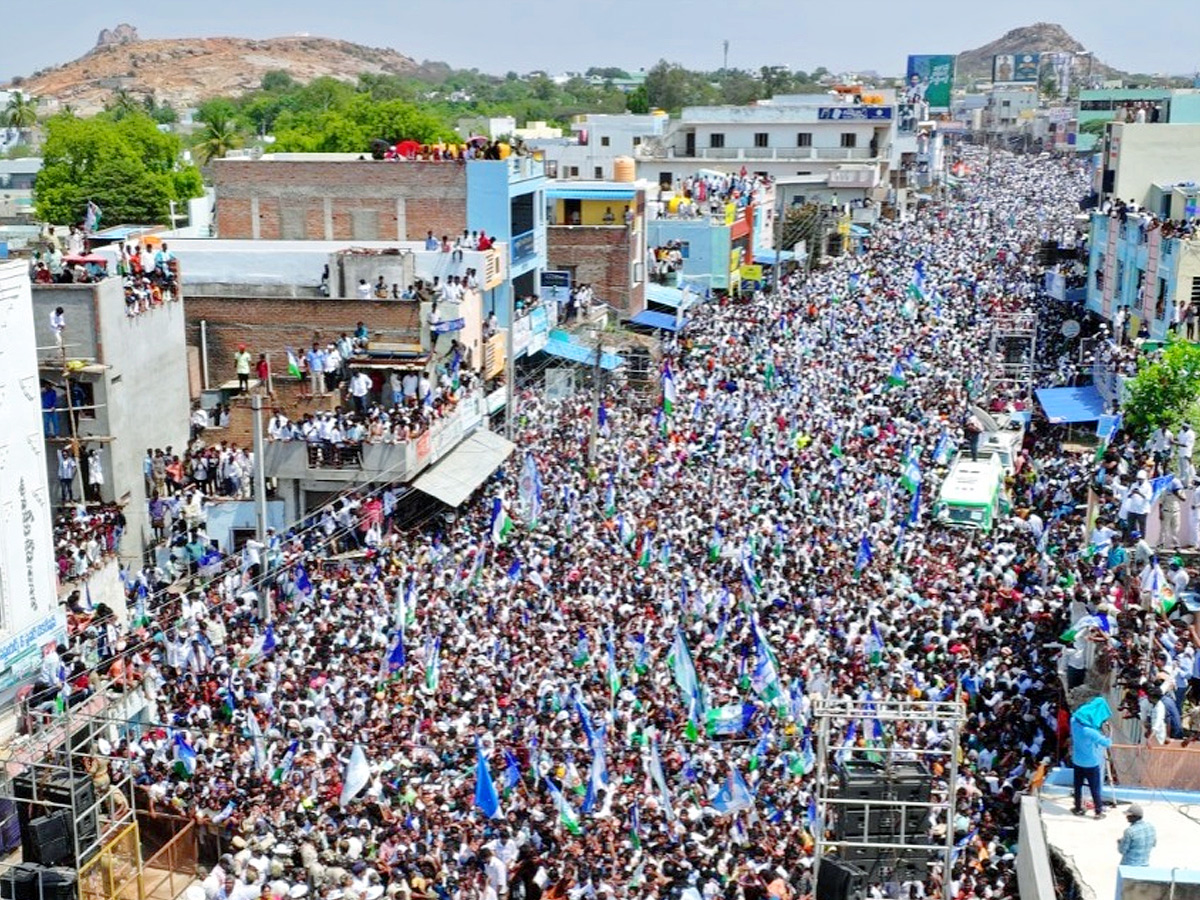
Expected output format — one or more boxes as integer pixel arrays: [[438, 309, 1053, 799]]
[[645, 218, 735, 292], [1085, 211, 1200, 340], [467, 156, 548, 327]]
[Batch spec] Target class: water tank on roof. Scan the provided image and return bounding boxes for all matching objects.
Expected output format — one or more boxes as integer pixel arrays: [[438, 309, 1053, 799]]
[[614, 156, 636, 182]]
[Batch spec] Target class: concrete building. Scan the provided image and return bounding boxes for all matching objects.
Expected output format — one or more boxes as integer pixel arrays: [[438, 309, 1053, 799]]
[[545, 182, 648, 315], [30, 277, 190, 562], [982, 87, 1039, 132], [146, 238, 506, 391], [1085, 210, 1200, 341], [1076, 88, 1200, 152], [0, 158, 40, 223], [633, 93, 898, 188], [1095, 123, 1200, 208], [0, 261, 66, 696], [211, 153, 547, 326], [527, 113, 669, 181]]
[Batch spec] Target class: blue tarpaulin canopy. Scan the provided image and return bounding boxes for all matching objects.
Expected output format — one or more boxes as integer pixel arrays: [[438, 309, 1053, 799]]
[[1035, 385, 1105, 424], [645, 283, 686, 309], [540, 338, 623, 370], [629, 310, 684, 331], [545, 188, 637, 201], [753, 249, 795, 265]]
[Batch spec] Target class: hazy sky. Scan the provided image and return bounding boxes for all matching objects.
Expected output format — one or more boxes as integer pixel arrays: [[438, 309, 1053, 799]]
[[7, 0, 1199, 82]]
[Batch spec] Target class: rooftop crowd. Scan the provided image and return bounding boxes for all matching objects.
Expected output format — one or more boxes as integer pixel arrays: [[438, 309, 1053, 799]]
[[37, 146, 1197, 900]]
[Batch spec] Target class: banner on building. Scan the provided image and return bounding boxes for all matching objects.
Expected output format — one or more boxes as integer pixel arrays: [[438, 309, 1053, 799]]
[[905, 55, 956, 109], [993, 53, 1041, 84]]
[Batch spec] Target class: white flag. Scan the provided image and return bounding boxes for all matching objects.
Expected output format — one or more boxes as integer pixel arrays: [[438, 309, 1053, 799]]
[[339, 744, 371, 807]]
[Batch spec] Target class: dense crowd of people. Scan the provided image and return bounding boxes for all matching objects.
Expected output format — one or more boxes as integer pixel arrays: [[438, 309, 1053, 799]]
[[39, 146, 1200, 900]]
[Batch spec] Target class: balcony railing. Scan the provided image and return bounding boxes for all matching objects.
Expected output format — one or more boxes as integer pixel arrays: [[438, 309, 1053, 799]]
[[637, 145, 883, 162], [265, 390, 486, 484]]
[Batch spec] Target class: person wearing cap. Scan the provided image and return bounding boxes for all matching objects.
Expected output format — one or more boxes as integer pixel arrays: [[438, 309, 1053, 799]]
[[1117, 804, 1156, 866], [235, 344, 252, 394]]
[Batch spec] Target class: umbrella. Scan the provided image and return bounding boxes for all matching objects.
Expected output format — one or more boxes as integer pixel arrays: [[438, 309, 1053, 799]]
[[467, 135, 489, 146], [395, 140, 422, 157]]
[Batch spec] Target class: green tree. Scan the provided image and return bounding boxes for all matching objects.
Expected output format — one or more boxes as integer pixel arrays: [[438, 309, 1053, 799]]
[[645, 60, 690, 112], [625, 84, 650, 114], [106, 88, 142, 120], [1122, 340, 1200, 436], [4, 92, 38, 130], [720, 69, 763, 105], [196, 116, 243, 163], [260, 69, 296, 93], [34, 112, 201, 224]]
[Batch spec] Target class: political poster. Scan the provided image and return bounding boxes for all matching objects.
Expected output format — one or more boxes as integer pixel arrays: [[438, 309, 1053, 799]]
[[994, 53, 1041, 84], [905, 55, 956, 110]]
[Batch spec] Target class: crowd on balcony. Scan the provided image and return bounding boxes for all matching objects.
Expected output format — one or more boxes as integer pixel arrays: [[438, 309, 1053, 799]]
[[53, 503, 126, 585], [267, 364, 478, 456], [1101, 198, 1199, 241]]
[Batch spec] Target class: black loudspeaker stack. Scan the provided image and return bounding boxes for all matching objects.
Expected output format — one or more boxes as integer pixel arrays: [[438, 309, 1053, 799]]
[[0, 864, 77, 900], [832, 760, 937, 882], [12, 773, 99, 868], [816, 859, 866, 900]]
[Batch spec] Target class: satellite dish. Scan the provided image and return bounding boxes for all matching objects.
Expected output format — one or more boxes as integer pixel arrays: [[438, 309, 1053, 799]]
[[1061, 319, 1081, 338]]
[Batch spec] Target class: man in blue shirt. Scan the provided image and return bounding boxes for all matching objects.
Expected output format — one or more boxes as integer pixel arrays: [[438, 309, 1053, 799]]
[[1117, 804, 1156, 866], [1071, 696, 1113, 818]]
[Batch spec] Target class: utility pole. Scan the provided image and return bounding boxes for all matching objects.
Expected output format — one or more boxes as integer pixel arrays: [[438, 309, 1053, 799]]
[[505, 289, 516, 440], [251, 393, 267, 542], [250, 392, 272, 622], [723, 40, 729, 73], [773, 203, 784, 294], [588, 338, 602, 464]]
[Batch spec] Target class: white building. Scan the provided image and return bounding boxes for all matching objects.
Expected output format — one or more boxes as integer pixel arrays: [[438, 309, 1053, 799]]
[[632, 93, 899, 193], [528, 113, 669, 181], [0, 261, 66, 695]]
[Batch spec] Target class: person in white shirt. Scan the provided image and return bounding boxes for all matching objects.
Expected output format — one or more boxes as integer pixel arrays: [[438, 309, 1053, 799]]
[[1150, 426, 1174, 467], [349, 371, 373, 414], [1124, 470, 1153, 536], [1177, 423, 1195, 483], [356, 279, 372, 300]]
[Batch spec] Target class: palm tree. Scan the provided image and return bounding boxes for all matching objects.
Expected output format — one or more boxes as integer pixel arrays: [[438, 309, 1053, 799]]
[[106, 88, 142, 120], [4, 93, 38, 137], [196, 117, 243, 164]]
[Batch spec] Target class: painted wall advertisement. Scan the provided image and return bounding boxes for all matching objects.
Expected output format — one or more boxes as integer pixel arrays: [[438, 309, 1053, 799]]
[[905, 55, 956, 109]]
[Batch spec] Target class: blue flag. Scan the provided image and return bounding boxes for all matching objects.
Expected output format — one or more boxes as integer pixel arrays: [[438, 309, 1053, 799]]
[[262, 624, 277, 656], [474, 739, 502, 819], [503, 750, 522, 791], [854, 533, 873, 578], [711, 765, 755, 814]]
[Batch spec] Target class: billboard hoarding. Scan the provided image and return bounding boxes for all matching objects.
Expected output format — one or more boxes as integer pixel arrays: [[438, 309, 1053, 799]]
[[905, 55, 956, 109], [993, 53, 1041, 84]]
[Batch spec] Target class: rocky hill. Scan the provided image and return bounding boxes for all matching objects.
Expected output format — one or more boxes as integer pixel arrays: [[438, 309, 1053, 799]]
[[955, 22, 1126, 84], [8, 25, 419, 115]]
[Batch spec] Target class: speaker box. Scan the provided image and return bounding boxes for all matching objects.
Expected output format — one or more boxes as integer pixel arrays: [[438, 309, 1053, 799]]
[[0, 863, 42, 900], [0, 798, 21, 854], [38, 868, 77, 900], [816, 859, 865, 900], [14, 773, 98, 862], [27, 811, 71, 867]]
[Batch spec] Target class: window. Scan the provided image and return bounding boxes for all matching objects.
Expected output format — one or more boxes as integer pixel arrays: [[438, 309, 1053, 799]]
[[600, 136, 610, 147], [840, 133, 857, 149], [568, 166, 579, 177], [796, 132, 813, 147], [632, 136, 641, 146], [709, 133, 725, 148], [754, 132, 769, 148], [594, 166, 603, 179]]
